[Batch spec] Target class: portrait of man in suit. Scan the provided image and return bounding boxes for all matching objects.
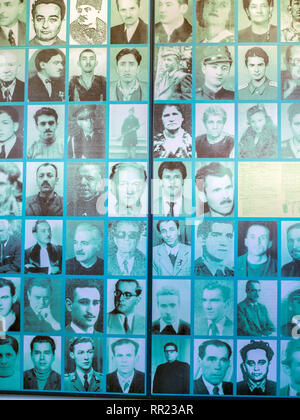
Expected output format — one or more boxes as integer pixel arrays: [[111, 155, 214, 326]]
[[194, 340, 233, 395], [282, 222, 300, 277], [111, 0, 148, 44], [0, 50, 25, 102], [0, 335, 20, 390], [281, 288, 300, 337], [0, 164, 21, 216], [106, 339, 145, 394], [0, 0, 26, 46], [153, 220, 191, 276], [0, 106, 23, 159], [280, 340, 300, 396], [28, 48, 65, 102], [195, 281, 233, 336], [24, 220, 62, 275], [0, 219, 21, 273], [65, 279, 102, 334], [108, 220, 146, 276], [155, 0, 192, 43], [107, 279, 145, 335], [152, 286, 190, 335], [152, 341, 190, 394], [0, 278, 20, 332]]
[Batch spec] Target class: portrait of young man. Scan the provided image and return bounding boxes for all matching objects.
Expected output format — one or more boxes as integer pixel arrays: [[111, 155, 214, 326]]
[[282, 222, 300, 277], [281, 286, 300, 338], [282, 103, 300, 158], [0, 106, 23, 159], [281, 0, 300, 42], [0, 335, 20, 390], [0, 0, 26, 46], [0, 278, 20, 332], [280, 340, 300, 396], [155, 0, 192, 43], [0, 50, 25, 102]]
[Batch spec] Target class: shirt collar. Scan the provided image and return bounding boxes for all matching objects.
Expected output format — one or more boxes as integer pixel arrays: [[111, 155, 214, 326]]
[[202, 375, 224, 395], [117, 370, 134, 393], [125, 19, 139, 42], [76, 367, 93, 386], [162, 195, 182, 217], [159, 318, 179, 333], [70, 321, 94, 334], [247, 377, 266, 393], [164, 243, 180, 256], [207, 317, 227, 335], [248, 77, 268, 95], [1, 22, 19, 40], [202, 254, 225, 276], [117, 312, 135, 330]]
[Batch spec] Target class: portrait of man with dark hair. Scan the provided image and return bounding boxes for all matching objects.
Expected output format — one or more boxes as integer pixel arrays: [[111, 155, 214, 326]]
[[281, 287, 300, 337], [0, 0, 26, 46], [0, 106, 23, 159], [0, 219, 21, 273], [282, 103, 300, 158], [282, 222, 300, 277], [155, 0, 192, 43], [0, 278, 20, 332], [280, 340, 300, 396], [0, 335, 20, 390], [281, 0, 300, 41]]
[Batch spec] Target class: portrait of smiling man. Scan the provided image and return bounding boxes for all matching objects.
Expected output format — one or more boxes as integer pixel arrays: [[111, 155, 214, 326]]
[[0, 0, 26, 46]]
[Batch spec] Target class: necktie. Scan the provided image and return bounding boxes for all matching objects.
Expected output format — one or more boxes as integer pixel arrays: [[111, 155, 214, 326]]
[[213, 386, 220, 395], [208, 322, 219, 336], [169, 253, 177, 266], [44, 79, 52, 97], [0, 145, 5, 159], [83, 374, 89, 391], [161, 324, 176, 335], [123, 381, 130, 393], [168, 202, 175, 217], [3, 89, 10, 102], [8, 30, 16, 46], [123, 260, 129, 274], [124, 316, 129, 333]]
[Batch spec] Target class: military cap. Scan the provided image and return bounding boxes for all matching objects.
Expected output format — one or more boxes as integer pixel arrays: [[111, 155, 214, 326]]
[[160, 47, 181, 58], [73, 105, 96, 119], [76, 0, 102, 10], [247, 104, 267, 120], [202, 46, 232, 65]]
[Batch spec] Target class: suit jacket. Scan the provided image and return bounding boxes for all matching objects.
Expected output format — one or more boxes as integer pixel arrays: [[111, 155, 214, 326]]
[[64, 370, 103, 393], [26, 192, 63, 217], [66, 257, 104, 276], [28, 74, 65, 102], [107, 309, 145, 335], [0, 21, 26, 46], [24, 243, 62, 274], [194, 376, 233, 395], [195, 316, 233, 336], [107, 249, 146, 276], [24, 369, 61, 391], [0, 235, 21, 273], [106, 369, 145, 394], [110, 19, 148, 44], [237, 298, 275, 337], [153, 360, 190, 394], [5, 136, 23, 159], [153, 243, 191, 276], [152, 319, 190, 335], [0, 79, 25, 102], [23, 306, 59, 333], [280, 385, 298, 396], [152, 196, 192, 217], [237, 379, 276, 396]]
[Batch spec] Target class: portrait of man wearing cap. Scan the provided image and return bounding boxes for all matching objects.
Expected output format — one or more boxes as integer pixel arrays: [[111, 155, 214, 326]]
[[70, 0, 107, 45], [155, 0, 192, 43], [196, 46, 234, 100]]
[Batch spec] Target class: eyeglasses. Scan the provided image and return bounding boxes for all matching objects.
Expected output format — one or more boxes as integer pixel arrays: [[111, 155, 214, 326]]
[[114, 290, 138, 299], [114, 231, 140, 240]]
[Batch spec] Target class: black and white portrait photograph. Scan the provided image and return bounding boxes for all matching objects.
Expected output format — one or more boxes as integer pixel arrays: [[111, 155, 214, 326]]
[[238, 103, 278, 159], [29, 0, 67, 46], [281, 221, 300, 277], [281, 281, 300, 338], [237, 280, 277, 337], [280, 340, 300, 396], [107, 220, 147, 277], [152, 219, 191, 277], [109, 104, 148, 159], [154, 46, 192, 101], [281, 45, 300, 100], [196, 0, 234, 43], [154, 0, 192, 43], [236, 339, 277, 396], [151, 336, 190, 394], [69, 0, 107, 45], [25, 161, 64, 216], [24, 219, 63, 275], [64, 336, 103, 393], [152, 161, 192, 217], [193, 339, 233, 395], [68, 48, 107, 102], [65, 278, 103, 334], [107, 278, 146, 335], [0, 334, 20, 390], [27, 105, 64, 160], [110, 47, 148, 101], [106, 337, 145, 394], [28, 48, 66, 102], [196, 45, 234, 100], [66, 220, 104, 276], [0, 49, 25, 102], [194, 280, 234, 336], [0, 162, 22, 216], [109, 162, 147, 217], [153, 103, 192, 159], [0, 219, 21, 274], [67, 161, 105, 217], [68, 104, 106, 159], [110, 0, 149, 44], [24, 277, 62, 333], [152, 279, 191, 336], [0, 277, 20, 333], [194, 220, 234, 277], [0, 0, 26, 46], [195, 103, 234, 158], [281, 0, 300, 41], [281, 103, 300, 159], [238, 45, 278, 100], [237, 220, 277, 277], [238, 0, 277, 42], [0, 105, 24, 159]]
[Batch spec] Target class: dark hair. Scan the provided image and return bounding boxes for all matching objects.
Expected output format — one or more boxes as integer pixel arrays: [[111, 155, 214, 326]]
[[245, 280, 261, 293], [27, 278, 52, 295], [70, 337, 94, 354], [158, 161, 187, 180], [287, 288, 300, 305], [0, 106, 19, 123], [36, 162, 58, 178], [115, 279, 142, 297], [116, 0, 140, 9], [32, 220, 51, 234], [0, 336, 19, 354], [245, 47, 269, 66], [243, 0, 273, 12], [66, 278, 101, 301], [288, 103, 300, 124], [31, 0, 66, 20], [282, 340, 300, 367], [0, 278, 16, 297], [156, 220, 179, 233], [287, 222, 300, 237], [35, 49, 65, 72], [116, 48, 142, 66], [111, 338, 139, 355], [79, 49, 97, 61], [195, 162, 232, 192], [162, 103, 184, 118], [202, 281, 231, 302], [30, 336, 56, 354], [197, 220, 234, 239], [198, 339, 232, 360], [164, 342, 178, 352], [240, 340, 274, 363], [34, 107, 58, 124], [196, 0, 234, 29]]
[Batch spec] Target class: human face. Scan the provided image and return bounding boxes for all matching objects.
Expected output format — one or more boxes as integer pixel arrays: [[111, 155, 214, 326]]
[[77, 4, 98, 27], [202, 288, 227, 322], [0, 221, 9, 242], [291, 114, 300, 141], [69, 287, 100, 331], [35, 222, 52, 247], [115, 167, 145, 208], [200, 345, 230, 386], [161, 106, 184, 132], [247, 56, 266, 82], [0, 0, 23, 27], [73, 228, 99, 266], [31, 342, 54, 373], [76, 113, 94, 135], [36, 165, 57, 195], [27, 286, 50, 315], [0, 344, 17, 377], [205, 222, 234, 261], [77, 165, 101, 201], [202, 0, 231, 28], [41, 54, 64, 79], [204, 174, 233, 216], [0, 286, 14, 317], [289, 295, 300, 317], [78, 51, 97, 74], [0, 172, 11, 205], [113, 222, 140, 254], [287, 227, 300, 261], [287, 46, 300, 80], [0, 52, 19, 83], [118, 0, 140, 27], [160, 168, 184, 200], [71, 342, 94, 372], [114, 343, 137, 375], [245, 225, 271, 257], [157, 294, 179, 325], [246, 282, 261, 303], [159, 221, 180, 248], [163, 54, 179, 73], [246, 0, 271, 24], [114, 281, 140, 315], [288, 351, 300, 386], [290, 0, 300, 22], [164, 345, 178, 362], [249, 111, 266, 134], [244, 348, 270, 382], [158, 0, 187, 25], [117, 53, 140, 84], [0, 112, 18, 143], [33, 3, 63, 42], [204, 114, 225, 139], [202, 62, 231, 89], [36, 115, 57, 142]]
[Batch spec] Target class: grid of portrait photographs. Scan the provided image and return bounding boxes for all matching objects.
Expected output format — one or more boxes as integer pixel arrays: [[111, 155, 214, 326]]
[[0, 0, 300, 400]]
